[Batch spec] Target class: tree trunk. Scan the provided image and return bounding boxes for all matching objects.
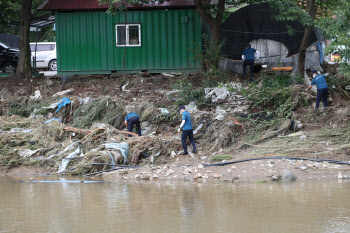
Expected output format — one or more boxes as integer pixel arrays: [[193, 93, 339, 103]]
[[297, 26, 312, 76], [16, 0, 32, 79], [297, 0, 317, 76], [210, 21, 222, 48], [194, 0, 225, 68]]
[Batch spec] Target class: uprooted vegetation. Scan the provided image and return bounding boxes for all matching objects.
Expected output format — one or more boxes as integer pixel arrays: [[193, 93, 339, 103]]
[[0, 69, 349, 176]]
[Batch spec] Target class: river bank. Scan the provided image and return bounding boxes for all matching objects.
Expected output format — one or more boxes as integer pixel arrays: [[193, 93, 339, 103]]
[[0, 71, 349, 182]]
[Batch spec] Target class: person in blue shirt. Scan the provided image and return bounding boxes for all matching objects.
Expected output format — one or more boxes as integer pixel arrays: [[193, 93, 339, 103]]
[[242, 44, 260, 82], [177, 105, 197, 155], [306, 70, 329, 110], [124, 112, 141, 136]]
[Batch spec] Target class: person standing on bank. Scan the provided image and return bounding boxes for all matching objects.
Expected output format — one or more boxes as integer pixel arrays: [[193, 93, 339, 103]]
[[124, 112, 141, 137], [177, 105, 197, 155], [242, 44, 260, 82], [306, 70, 329, 110]]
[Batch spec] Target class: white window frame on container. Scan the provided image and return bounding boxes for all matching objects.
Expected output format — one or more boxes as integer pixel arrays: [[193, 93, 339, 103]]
[[115, 24, 141, 47]]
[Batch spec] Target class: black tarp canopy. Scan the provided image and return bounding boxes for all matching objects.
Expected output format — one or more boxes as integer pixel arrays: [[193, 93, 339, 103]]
[[221, 3, 318, 60]]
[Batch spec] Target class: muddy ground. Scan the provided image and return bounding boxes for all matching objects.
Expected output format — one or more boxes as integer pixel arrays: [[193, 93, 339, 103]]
[[0, 72, 349, 183]]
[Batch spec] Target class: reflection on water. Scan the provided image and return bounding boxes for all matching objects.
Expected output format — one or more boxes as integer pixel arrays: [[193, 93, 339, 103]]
[[1, 176, 350, 233]]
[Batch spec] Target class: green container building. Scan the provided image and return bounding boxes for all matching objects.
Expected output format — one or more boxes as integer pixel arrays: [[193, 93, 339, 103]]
[[40, 0, 206, 75]]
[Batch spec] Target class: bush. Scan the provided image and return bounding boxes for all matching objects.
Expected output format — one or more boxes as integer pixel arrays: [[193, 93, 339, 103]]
[[240, 74, 309, 117]]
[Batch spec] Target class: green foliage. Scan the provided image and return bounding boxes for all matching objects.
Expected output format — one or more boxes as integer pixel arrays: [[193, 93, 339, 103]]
[[173, 77, 210, 106], [316, 0, 350, 61], [193, 34, 224, 72], [73, 98, 126, 129], [320, 127, 350, 144], [98, 0, 169, 12], [239, 74, 309, 117], [0, 0, 55, 42], [210, 154, 232, 162], [0, 0, 21, 34]]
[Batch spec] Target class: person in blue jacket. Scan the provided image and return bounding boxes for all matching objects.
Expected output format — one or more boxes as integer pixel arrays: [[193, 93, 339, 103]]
[[306, 70, 329, 110], [177, 105, 197, 155], [124, 112, 141, 136], [242, 44, 260, 82]]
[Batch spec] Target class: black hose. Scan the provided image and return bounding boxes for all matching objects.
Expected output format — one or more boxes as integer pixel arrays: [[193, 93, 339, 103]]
[[89, 163, 139, 168], [203, 156, 350, 167]]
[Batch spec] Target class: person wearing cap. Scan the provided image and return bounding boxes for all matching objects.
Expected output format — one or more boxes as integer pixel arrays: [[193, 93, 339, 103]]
[[124, 112, 141, 136], [177, 105, 197, 155], [242, 44, 260, 82], [306, 70, 329, 110]]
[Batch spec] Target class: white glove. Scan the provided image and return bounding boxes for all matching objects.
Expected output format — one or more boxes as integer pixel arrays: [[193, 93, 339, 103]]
[[305, 89, 309, 91], [177, 127, 181, 133]]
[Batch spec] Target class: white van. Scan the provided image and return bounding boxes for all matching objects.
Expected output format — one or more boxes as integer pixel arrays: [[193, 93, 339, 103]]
[[30, 42, 57, 71]]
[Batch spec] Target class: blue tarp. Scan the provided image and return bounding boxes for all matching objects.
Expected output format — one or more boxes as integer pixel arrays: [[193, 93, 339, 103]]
[[56, 97, 71, 113]]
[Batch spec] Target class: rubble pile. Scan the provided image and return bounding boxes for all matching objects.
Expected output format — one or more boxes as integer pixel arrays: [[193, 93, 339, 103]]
[[0, 93, 245, 175]]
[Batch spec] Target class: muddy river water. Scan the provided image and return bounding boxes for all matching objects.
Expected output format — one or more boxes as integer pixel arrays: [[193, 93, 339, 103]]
[[1, 176, 350, 233]]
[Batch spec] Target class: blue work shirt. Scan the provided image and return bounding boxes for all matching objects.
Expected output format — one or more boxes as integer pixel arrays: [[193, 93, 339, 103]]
[[125, 112, 140, 121], [243, 48, 256, 60], [311, 74, 328, 90], [182, 111, 193, 130]]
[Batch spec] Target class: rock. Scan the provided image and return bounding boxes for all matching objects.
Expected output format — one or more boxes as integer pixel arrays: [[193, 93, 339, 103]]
[[281, 170, 296, 182], [170, 151, 176, 157], [267, 164, 275, 168], [183, 175, 190, 181], [152, 174, 159, 181], [227, 169, 232, 174], [194, 173, 202, 179], [198, 164, 204, 169], [183, 168, 192, 175], [231, 166, 236, 169], [338, 172, 343, 179], [161, 165, 169, 173], [185, 167, 193, 173], [45, 79, 54, 86], [140, 174, 151, 180], [135, 175, 141, 180], [271, 175, 279, 181], [213, 174, 220, 179], [300, 166, 308, 171], [200, 156, 208, 160], [164, 169, 174, 177], [0, 88, 13, 98]]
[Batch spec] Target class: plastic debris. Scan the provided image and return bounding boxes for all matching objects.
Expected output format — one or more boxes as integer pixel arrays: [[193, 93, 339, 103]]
[[44, 118, 61, 124], [58, 144, 81, 173], [159, 108, 169, 114], [103, 143, 129, 164], [56, 97, 71, 112]]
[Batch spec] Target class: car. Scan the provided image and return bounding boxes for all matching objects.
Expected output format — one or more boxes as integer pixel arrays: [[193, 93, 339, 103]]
[[30, 42, 57, 71], [0, 41, 19, 73]]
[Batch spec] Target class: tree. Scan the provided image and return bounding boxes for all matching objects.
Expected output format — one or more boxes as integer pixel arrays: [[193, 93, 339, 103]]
[[316, 0, 350, 63], [16, 0, 33, 78], [267, 0, 345, 76], [0, 0, 21, 35]]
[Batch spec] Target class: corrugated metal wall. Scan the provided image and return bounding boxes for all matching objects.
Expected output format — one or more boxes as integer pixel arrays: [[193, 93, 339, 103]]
[[56, 9, 203, 74]]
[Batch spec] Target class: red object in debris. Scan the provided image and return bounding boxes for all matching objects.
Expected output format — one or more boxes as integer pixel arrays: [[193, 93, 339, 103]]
[[228, 116, 244, 129]]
